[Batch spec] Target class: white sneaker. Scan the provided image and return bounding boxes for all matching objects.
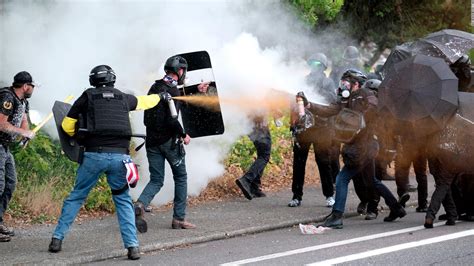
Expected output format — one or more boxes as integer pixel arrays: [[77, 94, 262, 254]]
[[326, 196, 335, 207]]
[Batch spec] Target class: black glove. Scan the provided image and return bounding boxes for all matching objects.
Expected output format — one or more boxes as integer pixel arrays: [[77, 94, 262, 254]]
[[159, 92, 172, 101], [296, 91, 308, 106]]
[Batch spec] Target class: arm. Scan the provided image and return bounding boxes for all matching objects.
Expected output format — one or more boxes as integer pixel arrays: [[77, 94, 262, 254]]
[[135, 94, 161, 110], [61, 92, 87, 137], [0, 113, 33, 138]]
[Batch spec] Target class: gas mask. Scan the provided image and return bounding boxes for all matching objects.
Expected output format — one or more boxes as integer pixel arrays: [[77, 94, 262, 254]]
[[339, 80, 352, 100]]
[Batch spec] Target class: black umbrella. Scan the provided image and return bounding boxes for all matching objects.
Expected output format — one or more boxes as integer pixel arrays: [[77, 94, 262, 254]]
[[379, 54, 459, 136], [425, 29, 474, 56], [381, 39, 457, 79]]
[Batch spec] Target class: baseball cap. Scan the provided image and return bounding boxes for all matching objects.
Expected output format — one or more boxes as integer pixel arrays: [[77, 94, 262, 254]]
[[13, 71, 36, 87]]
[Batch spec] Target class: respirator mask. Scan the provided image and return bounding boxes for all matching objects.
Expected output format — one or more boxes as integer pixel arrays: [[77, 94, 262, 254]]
[[339, 80, 352, 100]]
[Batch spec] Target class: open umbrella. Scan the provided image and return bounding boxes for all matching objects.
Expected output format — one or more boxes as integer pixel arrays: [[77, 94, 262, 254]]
[[425, 29, 474, 56], [381, 39, 457, 79], [378, 54, 459, 136]]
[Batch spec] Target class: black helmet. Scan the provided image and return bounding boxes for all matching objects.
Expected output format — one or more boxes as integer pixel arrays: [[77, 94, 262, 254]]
[[454, 54, 471, 66], [363, 79, 381, 91], [341, 68, 367, 85], [307, 53, 328, 70], [342, 46, 360, 61], [89, 65, 116, 87], [164, 56, 188, 84]]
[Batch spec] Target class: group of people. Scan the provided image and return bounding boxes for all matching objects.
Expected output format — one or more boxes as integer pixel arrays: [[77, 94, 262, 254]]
[[0, 55, 198, 260], [1, 46, 472, 260], [235, 45, 473, 230]]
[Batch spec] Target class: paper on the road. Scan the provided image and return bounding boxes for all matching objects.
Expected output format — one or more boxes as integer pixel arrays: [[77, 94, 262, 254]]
[[299, 223, 331, 235]]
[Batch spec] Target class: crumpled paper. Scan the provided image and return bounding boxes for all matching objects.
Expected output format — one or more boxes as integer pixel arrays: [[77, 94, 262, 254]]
[[299, 223, 331, 235]]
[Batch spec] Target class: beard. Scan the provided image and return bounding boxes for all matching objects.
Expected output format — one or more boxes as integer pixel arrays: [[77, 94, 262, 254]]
[[24, 92, 32, 99]]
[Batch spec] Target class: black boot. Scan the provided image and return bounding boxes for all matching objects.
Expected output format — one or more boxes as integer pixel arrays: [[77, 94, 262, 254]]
[[48, 237, 62, 253], [322, 211, 344, 229], [134, 202, 148, 233], [357, 202, 367, 215], [398, 193, 410, 208], [424, 217, 434, 229], [384, 206, 406, 222], [235, 177, 253, 200], [127, 246, 140, 260], [250, 183, 266, 198]]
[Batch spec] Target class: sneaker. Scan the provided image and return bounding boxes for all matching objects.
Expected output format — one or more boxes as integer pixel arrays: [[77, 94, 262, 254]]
[[384, 207, 406, 222], [172, 219, 196, 229], [288, 199, 301, 207], [398, 193, 410, 208], [357, 201, 367, 215], [144, 205, 152, 212], [127, 246, 140, 260], [0, 224, 14, 236], [321, 211, 343, 229], [134, 202, 148, 233], [407, 184, 417, 192], [325, 196, 335, 208], [0, 234, 11, 242], [365, 212, 378, 220], [48, 237, 62, 253], [235, 177, 253, 200]]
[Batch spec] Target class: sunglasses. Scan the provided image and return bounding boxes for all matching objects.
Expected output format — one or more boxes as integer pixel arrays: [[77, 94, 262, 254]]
[[27, 83, 35, 88]]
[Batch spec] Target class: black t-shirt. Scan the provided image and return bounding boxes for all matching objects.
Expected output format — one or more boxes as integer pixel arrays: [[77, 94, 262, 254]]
[[144, 79, 185, 146], [67, 87, 138, 148], [0, 87, 29, 143]]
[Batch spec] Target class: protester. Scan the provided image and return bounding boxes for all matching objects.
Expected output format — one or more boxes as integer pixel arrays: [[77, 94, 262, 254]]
[[48, 65, 165, 260], [329, 46, 364, 85], [0, 71, 36, 242], [287, 53, 338, 208], [235, 114, 272, 200], [135, 55, 196, 232], [300, 69, 406, 228]]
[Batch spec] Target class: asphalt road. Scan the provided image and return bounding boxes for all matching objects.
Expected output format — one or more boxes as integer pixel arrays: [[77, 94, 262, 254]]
[[93, 208, 474, 265]]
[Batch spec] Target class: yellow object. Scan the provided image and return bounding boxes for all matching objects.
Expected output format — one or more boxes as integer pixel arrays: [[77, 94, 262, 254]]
[[136, 94, 161, 110], [61, 116, 77, 136]]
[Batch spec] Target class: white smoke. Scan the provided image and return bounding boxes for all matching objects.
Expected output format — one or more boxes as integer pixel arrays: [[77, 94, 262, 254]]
[[0, 0, 345, 206]]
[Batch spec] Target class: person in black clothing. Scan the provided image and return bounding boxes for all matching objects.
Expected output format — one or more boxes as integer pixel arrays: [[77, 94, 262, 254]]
[[300, 69, 406, 229], [329, 46, 363, 85], [135, 55, 196, 231], [48, 65, 164, 260], [0, 71, 36, 242], [235, 114, 272, 200], [287, 53, 339, 208]]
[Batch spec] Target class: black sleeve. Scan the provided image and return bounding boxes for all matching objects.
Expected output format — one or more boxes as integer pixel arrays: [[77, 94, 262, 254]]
[[67, 92, 88, 119], [126, 94, 138, 111]]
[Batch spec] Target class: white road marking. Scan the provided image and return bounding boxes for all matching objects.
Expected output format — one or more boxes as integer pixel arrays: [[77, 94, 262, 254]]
[[221, 222, 445, 266], [307, 229, 474, 266]]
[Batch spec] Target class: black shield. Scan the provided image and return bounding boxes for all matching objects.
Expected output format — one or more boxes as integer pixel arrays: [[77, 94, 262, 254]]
[[175, 51, 225, 138], [52, 101, 81, 163]]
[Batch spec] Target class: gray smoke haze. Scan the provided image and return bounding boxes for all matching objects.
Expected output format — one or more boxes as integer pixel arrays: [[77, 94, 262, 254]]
[[0, 0, 347, 206]]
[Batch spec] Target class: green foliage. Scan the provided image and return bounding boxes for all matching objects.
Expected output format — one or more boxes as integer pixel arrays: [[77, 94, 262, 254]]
[[288, 0, 344, 27], [226, 116, 292, 171]]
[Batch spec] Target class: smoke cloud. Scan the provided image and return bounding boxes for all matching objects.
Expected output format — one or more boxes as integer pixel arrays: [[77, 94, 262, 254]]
[[0, 0, 346, 206]]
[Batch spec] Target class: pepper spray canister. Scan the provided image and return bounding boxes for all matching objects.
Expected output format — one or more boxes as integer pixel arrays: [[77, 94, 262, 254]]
[[167, 97, 178, 119], [296, 97, 305, 117]]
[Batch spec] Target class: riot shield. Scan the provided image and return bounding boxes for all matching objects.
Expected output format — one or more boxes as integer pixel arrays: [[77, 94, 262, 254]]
[[176, 51, 225, 138], [52, 101, 82, 163]]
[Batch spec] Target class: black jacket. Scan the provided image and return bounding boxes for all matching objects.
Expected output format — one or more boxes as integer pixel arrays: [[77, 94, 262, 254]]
[[144, 79, 185, 146]]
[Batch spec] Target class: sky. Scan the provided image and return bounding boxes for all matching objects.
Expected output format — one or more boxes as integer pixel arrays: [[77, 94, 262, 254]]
[[0, 0, 348, 205]]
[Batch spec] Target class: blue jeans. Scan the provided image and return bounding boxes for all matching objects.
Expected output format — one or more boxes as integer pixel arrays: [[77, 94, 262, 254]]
[[138, 139, 188, 220], [53, 152, 138, 248], [0, 146, 16, 224], [333, 159, 398, 213]]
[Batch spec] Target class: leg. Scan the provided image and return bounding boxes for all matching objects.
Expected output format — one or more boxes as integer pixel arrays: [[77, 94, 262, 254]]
[[0, 149, 16, 225], [137, 146, 166, 206], [291, 139, 310, 201], [413, 151, 428, 209], [394, 147, 411, 198], [314, 143, 334, 198], [53, 153, 103, 240], [106, 154, 139, 249]]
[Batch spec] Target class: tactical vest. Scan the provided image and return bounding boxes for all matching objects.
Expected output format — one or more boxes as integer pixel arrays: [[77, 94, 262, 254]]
[[85, 87, 132, 136], [0, 87, 27, 143]]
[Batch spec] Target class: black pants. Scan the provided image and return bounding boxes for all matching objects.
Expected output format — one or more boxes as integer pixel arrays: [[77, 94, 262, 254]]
[[426, 157, 457, 220], [243, 127, 271, 187], [291, 136, 336, 200], [395, 142, 428, 208]]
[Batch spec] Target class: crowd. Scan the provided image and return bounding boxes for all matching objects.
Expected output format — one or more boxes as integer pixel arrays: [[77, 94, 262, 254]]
[[1, 46, 472, 261]]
